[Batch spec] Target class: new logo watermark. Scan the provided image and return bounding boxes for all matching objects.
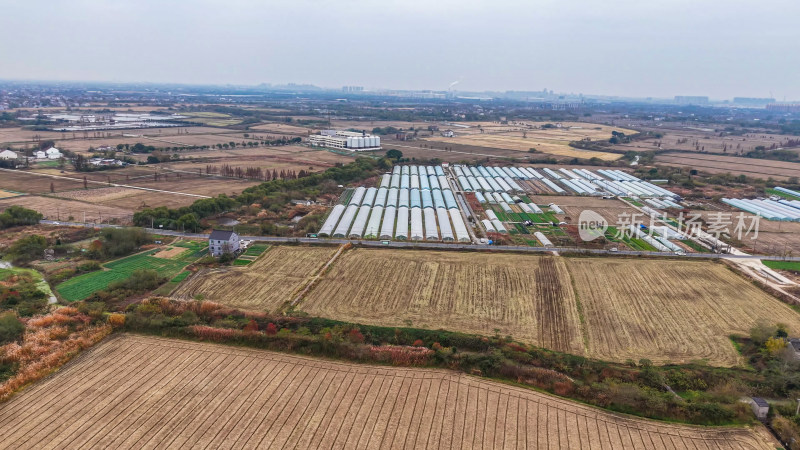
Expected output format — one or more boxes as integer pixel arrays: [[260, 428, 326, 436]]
[[578, 210, 608, 242]]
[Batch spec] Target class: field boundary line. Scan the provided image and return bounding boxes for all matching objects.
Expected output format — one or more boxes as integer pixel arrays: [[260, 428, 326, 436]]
[[288, 244, 347, 310]]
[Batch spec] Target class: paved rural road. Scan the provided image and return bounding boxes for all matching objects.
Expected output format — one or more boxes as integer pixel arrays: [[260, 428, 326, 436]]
[[39, 220, 800, 262]]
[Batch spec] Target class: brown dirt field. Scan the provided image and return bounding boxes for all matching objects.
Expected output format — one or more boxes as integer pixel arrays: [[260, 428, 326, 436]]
[[301, 249, 585, 355], [527, 195, 637, 223], [568, 258, 800, 366], [248, 123, 313, 135], [152, 247, 187, 259], [0, 334, 776, 449], [655, 152, 800, 180], [172, 246, 338, 312], [616, 125, 800, 155], [421, 121, 632, 161], [0, 195, 132, 223]]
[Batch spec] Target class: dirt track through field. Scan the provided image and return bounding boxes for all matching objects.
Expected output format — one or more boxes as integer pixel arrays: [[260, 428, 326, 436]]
[[0, 334, 777, 449]]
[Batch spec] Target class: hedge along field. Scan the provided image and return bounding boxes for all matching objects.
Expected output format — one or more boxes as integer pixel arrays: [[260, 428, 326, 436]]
[[300, 249, 586, 355], [55, 241, 207, 302], [0, 335, 778, 450]]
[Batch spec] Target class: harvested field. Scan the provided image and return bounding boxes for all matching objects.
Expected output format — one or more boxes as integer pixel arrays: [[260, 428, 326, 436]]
[[0, 195, 132, 223], [655, 152, 800, 180], [567, 258, 800, 366], [301, 249, 585, 355], [172, 246, 338, 312], [0, 334, 776, 449], [422, 121, 633, 161]]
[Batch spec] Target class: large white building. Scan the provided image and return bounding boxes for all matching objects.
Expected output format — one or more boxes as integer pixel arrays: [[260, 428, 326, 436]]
[[309, 130, 380, 151]]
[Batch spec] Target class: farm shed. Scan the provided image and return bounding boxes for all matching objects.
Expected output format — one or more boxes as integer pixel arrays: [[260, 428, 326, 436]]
[[467, 176, 481, 192], [409, 165, 418, 175], [410, 207, 424, 240], [750, 398, 769, 420], [449, 209, 470, 242], [475, 192, 487, 203], [419, 174, 429, 190], [549, 203, 565, 214], [332, 205, 358, 237], [438, 175, 449, 190], [379, 206, 396, 240], [395, 207, 409, 240], [434, 166, 445, 176], [392, 165, 401, 175], [527, 203, 543, 213], [390, 173, 400, 189], [499, 202, 513, 213], [380, 174, 391, 188], [482, 219, 495, 233], [423, 208, 439, 241], [318, 204, 345, 236], [410, 175, 420, 190], [486, 210, 498, 221], [428, 175, 440, 190]]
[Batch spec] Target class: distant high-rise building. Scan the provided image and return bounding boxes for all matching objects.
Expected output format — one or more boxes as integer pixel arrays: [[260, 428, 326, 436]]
[[674, 96, 709, 105], [342, 86, 364, 93]]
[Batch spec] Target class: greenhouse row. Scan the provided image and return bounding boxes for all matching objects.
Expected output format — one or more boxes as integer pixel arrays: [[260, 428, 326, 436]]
[[318, 193, 471, 242], [722, 197, 800, 222], [449, 164, 679, 200]]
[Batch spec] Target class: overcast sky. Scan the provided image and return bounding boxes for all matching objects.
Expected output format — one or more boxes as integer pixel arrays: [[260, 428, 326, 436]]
[[1, 0, 798, 100]]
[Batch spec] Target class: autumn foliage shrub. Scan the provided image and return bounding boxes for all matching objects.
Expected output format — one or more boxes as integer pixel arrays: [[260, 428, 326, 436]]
[[0, 307, 111, 402], [366, 345, 433, 366]]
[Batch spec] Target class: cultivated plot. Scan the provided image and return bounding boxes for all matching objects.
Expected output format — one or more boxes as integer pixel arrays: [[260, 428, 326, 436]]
[[0, 334, 777, 449], [568, 258, 800, 366], [301, 249, 585, 355], [172, 245, 338, 312]]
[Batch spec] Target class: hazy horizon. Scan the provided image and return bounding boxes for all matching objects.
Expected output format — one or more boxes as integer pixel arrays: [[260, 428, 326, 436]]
[[1, 0, 798, 100]]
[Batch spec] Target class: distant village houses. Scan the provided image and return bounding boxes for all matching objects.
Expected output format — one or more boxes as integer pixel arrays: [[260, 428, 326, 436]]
[[44, 147, 62, 159], [0, 149, 17, 160]]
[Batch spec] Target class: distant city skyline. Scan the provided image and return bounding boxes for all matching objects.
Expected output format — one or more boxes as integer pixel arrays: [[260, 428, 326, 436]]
[[1, 0, 798, 100]]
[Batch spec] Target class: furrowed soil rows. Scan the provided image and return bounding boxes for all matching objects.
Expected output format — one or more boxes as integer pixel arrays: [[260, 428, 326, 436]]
[[0, 335, 778, 449], [567, 258, 800, 366], [172, 246, 337, 312], [301, 248, 585, 354]]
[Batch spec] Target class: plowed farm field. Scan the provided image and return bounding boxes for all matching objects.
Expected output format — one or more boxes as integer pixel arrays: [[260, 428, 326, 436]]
[[301, 249, 585, 355], [293, 248, 800, 366], [172, 246, 338, 312], [0, 334, 777, 449], [567, 258, 800, 366]]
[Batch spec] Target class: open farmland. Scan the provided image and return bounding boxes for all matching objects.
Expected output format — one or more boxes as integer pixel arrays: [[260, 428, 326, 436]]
[[301, 249, 585, 355], [422, 121, 633, 161], [0, 334, 777, 450], [294, 248, 800, 366], [56, 241, 207, 302], [0, 195, 133, 223], [567, 258, 800, 366], [172, 245, 338, 312], [655, 152, 800, 180]]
